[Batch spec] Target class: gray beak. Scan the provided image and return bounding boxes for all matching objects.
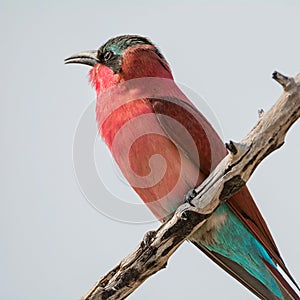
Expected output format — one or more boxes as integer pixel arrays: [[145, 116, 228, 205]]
[[64, 50, 100, 67]]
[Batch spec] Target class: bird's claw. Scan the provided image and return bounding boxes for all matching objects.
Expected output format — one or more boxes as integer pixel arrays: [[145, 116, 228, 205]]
[[185, 188, 197, 207], [141, 230, 156, 249]]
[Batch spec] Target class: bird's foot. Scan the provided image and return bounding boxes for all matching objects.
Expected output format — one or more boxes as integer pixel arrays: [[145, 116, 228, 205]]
[[184, 188, 197, 207], [141, 230, 156, 249]]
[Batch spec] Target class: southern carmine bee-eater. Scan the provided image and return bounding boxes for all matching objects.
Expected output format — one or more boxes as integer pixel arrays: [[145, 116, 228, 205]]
[[65, 35, 299, 299]]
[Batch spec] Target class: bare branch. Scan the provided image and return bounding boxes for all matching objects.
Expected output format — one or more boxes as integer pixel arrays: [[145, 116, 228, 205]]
[[80, 72, 300, 300]]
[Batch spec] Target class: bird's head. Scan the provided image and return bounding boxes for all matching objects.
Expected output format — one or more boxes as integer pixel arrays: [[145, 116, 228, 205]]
[[65, 35, 173, 93]]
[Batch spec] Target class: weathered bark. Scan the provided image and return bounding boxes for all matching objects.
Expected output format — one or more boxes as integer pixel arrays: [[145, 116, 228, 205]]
[[80, 72, 300, 300]]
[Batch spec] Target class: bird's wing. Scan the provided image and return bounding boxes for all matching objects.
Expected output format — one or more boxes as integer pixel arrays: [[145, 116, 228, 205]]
[[149, 96, 298, 289]]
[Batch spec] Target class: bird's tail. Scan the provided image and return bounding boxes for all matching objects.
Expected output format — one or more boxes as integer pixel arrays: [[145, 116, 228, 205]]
[[192, 240, 299, 300], [190, 204, 299, 300]]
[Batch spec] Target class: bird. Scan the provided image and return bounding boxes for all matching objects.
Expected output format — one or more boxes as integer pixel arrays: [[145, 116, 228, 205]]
[[65, 35, 299, 299]]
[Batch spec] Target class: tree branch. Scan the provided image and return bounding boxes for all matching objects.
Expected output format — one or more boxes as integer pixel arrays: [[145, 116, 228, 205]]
[[80, 72, 300, 300]]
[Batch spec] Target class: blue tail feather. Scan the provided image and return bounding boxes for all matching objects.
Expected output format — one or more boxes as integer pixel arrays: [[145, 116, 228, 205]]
[[197, 203, 284, 299]]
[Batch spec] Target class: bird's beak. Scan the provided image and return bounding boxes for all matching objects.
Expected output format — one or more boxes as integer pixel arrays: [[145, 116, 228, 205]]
[[64, 50, 100, 67]]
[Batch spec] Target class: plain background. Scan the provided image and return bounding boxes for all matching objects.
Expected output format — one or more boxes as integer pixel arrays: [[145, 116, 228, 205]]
[[1, 1, 299, 299]]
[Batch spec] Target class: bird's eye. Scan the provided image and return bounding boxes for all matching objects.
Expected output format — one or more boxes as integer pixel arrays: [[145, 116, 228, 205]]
[[103, 50, 113, 62]]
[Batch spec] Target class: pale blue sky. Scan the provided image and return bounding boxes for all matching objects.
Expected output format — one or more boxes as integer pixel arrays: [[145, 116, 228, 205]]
[[1, 1, 299, 299]]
